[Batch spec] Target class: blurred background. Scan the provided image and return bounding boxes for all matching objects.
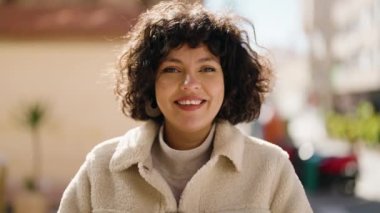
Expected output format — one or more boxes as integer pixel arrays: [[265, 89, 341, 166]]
[[0, 0, 379, 212]]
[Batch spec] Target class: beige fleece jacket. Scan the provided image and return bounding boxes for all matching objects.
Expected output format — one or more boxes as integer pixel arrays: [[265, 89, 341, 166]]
[[58, 121, 312, 213]]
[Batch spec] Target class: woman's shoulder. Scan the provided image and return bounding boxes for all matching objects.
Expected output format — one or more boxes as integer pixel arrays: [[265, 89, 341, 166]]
[[215, 121, 289, 169], [242, 136, 293, 178], [215, 121, 288, 159], [84, 136, 122, 165], [244, 136, 289, 159], [85, 121, 159, 165]]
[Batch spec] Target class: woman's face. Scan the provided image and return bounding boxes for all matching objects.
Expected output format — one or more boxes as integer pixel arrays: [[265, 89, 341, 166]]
[[155, 44, 224, 135]]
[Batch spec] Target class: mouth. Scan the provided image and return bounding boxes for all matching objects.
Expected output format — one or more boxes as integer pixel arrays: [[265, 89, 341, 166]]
[[174, 98, 206, 111], [175, 99, 205, 105]]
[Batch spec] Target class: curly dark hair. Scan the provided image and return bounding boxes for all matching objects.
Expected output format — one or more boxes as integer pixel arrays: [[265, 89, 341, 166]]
[[115, 0, 273, 125]]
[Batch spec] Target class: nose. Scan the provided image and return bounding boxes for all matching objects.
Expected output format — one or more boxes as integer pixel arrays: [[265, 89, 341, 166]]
[[181, 73, 200, 90]]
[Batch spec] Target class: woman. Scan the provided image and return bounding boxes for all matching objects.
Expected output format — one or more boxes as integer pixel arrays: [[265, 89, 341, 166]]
[[58, 1, 312, 212]]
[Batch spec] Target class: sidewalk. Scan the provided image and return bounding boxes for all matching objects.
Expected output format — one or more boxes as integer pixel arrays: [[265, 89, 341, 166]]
[[308, 190, 380, 213]]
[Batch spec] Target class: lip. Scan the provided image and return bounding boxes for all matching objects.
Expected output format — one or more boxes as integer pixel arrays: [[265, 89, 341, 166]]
[[174, 96, 206, 111]]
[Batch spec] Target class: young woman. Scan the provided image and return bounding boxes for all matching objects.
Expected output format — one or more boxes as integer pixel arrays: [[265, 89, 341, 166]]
[[58, 1, 312, 212]]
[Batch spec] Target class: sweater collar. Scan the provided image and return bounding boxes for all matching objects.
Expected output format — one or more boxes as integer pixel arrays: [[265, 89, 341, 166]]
[[109, 120, 245, 172], [157, 124, 215, 163]]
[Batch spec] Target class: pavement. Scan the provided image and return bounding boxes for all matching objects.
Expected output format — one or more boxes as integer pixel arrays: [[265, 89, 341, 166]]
[[307, 143, 380, 213], [308, 190, 380, 213]]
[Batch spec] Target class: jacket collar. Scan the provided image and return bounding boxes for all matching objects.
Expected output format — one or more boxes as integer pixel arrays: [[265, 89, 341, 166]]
[[110, 121, 159, 172], [212, 120, 245, 172], [109, 120, 245, 172]]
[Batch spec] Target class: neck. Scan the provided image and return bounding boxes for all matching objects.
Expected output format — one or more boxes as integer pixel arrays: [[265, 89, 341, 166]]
[[163, 122, 212, 150]]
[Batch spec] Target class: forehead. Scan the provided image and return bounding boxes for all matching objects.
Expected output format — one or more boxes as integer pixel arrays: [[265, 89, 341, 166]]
[[163, 44, 219, 63]]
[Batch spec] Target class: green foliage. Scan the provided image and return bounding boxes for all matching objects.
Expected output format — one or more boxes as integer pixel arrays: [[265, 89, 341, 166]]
[[24, 177, 37, 191], [14, 101, 48, 191], [326, 102, 380, 145], [19, 102, 47, 131]]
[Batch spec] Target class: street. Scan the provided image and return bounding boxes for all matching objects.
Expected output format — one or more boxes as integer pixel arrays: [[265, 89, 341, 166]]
[[309, 190, 380, 213]]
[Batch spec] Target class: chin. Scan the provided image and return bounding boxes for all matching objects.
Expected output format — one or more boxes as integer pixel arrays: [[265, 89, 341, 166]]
[[176, 120, 212, 133]]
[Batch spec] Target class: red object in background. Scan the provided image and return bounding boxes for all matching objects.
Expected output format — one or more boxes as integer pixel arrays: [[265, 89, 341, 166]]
[[261, 111, 297, 161], [262, 112, 286, 145], [319, 155, 358, 176], [280, 146, 297, 163]]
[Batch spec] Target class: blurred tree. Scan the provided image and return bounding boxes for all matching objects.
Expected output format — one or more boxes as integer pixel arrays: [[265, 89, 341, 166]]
[[326, 102, 380, 146], [0, 159, 6, 212], [16, 102, 48, 191]]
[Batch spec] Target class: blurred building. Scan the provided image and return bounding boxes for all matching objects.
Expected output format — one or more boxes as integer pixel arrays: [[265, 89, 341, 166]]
[[303, 0, 380, 112], [0, 0, 202, 38], [0, 0, 170, 8]]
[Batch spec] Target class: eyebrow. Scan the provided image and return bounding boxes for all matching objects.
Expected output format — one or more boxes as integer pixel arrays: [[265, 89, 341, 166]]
[[162, 56, 219, 63]]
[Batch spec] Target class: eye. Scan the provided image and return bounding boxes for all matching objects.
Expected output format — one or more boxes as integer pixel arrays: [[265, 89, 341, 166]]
[[200, 66, 216, 72], [161, 67, 180, 73]]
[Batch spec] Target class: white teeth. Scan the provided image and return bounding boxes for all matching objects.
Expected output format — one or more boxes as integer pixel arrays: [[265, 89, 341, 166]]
[[177, 100, 202, 105]]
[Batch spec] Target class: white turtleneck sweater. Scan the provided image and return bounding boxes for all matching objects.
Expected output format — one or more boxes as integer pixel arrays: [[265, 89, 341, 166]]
[[151, 124, 215, 203]]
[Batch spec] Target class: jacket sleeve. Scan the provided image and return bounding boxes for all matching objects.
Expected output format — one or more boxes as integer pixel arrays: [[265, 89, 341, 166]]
[[58, 158, 92, 213], [270, 154, 313, 213]]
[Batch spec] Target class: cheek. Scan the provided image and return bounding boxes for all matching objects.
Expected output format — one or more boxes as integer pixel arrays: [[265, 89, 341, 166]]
[[207, 76, 225, 106], [155, 82, 164, 102], [155, 78, 174, 105], [155, 78, 168, 94], [215, 77, 225, 99], [156, 75, 179, 90]]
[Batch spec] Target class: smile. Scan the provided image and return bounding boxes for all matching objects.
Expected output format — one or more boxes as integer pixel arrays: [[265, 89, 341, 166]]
[[176, 99, 204, 105], [174, 98, 206, 111]]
